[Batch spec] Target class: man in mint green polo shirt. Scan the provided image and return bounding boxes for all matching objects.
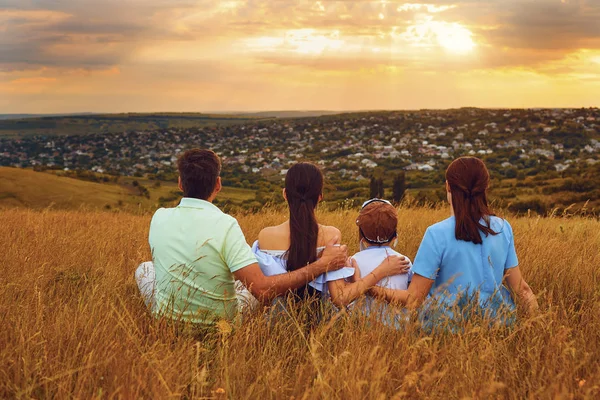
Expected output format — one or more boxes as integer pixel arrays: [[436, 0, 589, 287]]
[[136, 149, 349, 326]]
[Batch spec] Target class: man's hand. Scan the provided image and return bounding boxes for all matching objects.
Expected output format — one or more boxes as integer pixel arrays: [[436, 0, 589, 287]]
[[317, 237, 348, 274]]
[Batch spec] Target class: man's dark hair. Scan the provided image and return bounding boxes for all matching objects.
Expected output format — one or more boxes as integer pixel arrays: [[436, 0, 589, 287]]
[[177, 149, 221, 200]]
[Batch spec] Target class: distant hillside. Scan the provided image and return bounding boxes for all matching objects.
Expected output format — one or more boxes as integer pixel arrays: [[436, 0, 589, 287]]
[[230, 111, 344, 118], [0, 167, 144, 210], [0, 168, 256, 210], [0, 113, 271, 137], [0, 113, 96, 120]]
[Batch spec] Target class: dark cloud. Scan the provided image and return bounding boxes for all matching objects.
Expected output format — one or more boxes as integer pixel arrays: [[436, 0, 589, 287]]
[[484, 0, 600, 50], [0, 0, 202, 71]]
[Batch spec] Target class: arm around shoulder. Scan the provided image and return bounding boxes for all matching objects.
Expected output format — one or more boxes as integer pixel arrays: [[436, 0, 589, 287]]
[[234, 257, 334, 303], [328, 255, 413, 308], [370, 273, 433, 308]]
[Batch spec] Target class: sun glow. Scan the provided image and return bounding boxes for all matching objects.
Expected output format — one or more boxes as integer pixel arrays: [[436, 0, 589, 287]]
[[397, 3, 457, 13], [401, 18, 476, 54], [436, 23, 476, 53], [285, 29, 344, 54], [244, 29, 344, 55]]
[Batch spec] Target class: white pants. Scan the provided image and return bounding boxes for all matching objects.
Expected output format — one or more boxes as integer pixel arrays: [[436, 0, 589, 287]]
[[135, 261, 157, 310], [134, 262, 258, 313]]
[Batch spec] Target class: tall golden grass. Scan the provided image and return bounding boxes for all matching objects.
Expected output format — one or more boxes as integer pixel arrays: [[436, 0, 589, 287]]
[[1, 206, 599, 399]]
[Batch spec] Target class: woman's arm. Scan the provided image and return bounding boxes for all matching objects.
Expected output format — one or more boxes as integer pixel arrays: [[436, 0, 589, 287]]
[[369, 274, 434, 308], [504, 266, 538, 316], [327, 256, 411, 308], [372, 226, 438, 308]]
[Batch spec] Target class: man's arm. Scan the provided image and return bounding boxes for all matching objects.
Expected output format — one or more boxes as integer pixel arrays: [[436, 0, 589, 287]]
[[233, 238, 348, 302]]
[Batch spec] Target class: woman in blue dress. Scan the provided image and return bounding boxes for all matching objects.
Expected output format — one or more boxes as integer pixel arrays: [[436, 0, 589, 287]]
[[371, 157, 538, 327]]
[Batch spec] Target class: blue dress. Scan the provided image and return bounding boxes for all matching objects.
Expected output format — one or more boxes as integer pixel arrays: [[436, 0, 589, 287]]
[[412, 216, 519, 328]]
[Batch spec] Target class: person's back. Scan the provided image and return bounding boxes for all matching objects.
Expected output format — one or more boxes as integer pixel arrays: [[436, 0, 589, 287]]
[[256, 222, 352, 292], [150, 198, 255, 324], [415, 215, 516, 315], [352, 247, 412, 291], [257, 222, 339, 255]]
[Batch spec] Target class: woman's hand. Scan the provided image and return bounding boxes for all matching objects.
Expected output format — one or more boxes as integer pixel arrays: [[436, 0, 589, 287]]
[[349, 258, 361, 283], [374, 255, 411, 280]]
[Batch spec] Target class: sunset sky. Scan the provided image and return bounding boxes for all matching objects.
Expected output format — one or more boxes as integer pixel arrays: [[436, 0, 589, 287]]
[[1, 0, 600, 113]]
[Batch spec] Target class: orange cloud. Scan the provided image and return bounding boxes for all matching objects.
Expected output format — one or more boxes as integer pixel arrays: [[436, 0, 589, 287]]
[[0, 1, 599, 112], [10, 77, 57, 85]]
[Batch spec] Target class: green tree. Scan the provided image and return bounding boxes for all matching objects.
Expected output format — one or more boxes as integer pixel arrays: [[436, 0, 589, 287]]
[[392, 172, 407, 203], [369, 177, 378, 198], [505, 168, 517, 179]]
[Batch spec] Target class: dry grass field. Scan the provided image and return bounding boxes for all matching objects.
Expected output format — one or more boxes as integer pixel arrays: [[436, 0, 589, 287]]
[[1, 206, 599, 399]]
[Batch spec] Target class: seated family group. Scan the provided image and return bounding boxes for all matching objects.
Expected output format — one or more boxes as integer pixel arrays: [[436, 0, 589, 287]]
[[135, 149, 538, 329]]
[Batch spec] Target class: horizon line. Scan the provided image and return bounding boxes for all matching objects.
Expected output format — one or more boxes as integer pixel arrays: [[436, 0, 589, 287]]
[[2, 106, 599, 116]]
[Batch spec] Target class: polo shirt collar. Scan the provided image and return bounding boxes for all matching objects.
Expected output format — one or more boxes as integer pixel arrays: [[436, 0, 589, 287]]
[[178, 197, 221, 211]]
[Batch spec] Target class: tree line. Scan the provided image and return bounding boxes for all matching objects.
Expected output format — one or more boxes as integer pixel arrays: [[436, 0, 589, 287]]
[[369, 172, 407, 203]]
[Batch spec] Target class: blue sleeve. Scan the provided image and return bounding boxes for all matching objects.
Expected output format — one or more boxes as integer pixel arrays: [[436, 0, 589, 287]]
[[251, 241, 288, 276], [308, 267, 355, 292], [504, 221, 519, 270], [411, 227, 443, 280]]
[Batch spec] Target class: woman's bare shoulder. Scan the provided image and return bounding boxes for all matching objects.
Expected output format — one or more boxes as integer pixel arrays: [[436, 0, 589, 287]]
[[258, 222, 289, 250], [318, 225, 342, 245]]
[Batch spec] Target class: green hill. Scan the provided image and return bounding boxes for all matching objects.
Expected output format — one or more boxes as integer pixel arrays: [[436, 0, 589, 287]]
[[0, 168, 256, 210], [0, 167, 144, 209], [0, 113, 270, 137]]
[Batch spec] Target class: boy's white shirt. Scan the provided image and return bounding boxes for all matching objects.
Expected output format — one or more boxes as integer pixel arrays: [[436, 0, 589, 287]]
[[351, 246, 413, 290]]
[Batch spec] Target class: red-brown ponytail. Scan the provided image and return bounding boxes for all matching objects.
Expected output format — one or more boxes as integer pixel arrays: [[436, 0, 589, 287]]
[[446, 157, 498, 244]]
